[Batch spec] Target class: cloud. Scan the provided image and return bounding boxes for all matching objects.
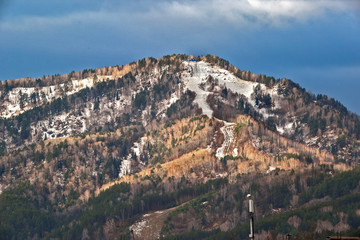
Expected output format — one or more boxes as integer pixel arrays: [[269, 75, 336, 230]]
[[147, 0, 350, 27], [0, 0, 355, 32]]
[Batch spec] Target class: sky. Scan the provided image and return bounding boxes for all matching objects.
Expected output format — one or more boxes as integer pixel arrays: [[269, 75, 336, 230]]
[[0, 0, 359, 113]]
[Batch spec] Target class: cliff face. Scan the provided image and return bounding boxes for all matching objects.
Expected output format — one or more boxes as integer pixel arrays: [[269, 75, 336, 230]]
[[0, 54, 360, 239]]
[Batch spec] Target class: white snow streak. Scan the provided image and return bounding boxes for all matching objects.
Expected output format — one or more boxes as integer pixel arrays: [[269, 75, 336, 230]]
[[216, 121, 235, 159], [118, 137, 148, 178], [119, 155, 132, 178]]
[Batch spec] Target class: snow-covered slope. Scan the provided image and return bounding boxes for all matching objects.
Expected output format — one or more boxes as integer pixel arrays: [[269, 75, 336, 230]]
[[2, 56, 357, 164], [182, 61, 287, 122], [0, 77, 113, 118], [182, 61, 257, 118]]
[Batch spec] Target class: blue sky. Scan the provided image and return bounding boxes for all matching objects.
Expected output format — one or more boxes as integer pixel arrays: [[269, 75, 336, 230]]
[[0, 0, 359, 113]]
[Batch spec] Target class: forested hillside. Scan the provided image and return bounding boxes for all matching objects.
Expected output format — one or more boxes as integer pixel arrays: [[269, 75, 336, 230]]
[[0, 54, 359, 239]]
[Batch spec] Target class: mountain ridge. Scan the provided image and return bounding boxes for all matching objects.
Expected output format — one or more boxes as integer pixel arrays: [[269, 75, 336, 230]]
[[1, 54, 360, 239]]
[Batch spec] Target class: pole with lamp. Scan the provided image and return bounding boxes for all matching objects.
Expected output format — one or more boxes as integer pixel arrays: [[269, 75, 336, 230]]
[[247, 194, 255, 240]]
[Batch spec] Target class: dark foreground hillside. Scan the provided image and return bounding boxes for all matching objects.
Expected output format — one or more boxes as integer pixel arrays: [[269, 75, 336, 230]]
[[1, 166, 360, 239]]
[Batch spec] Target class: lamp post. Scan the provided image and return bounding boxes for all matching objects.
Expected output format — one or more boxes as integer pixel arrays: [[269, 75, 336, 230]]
[[247, 194, 255, 240]]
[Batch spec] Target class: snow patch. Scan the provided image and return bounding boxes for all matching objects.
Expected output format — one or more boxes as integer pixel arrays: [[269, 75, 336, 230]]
[[276, 121, 295, 135], [0, 75, 114, 118], [119, 155, 132, 178], [276, 126, 285, 135], [168, 92, 179, 106], [118, 136, 148, 178], [216, 121, 235, 159], [232, 148, 238, 156], [129, 219, 148, 236], [133, 142, 141, 157], [215, 172, 228, 178], [266, 166, 276, 174], [182, 61, 257, 118], [305, 136, 320, 146]]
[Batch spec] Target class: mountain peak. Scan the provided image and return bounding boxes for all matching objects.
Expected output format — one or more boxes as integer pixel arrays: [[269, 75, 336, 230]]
[[1, 54, 360, 239]]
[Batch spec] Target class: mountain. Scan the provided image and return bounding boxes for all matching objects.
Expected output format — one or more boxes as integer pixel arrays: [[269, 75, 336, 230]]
[[0, 54, 360, 239]]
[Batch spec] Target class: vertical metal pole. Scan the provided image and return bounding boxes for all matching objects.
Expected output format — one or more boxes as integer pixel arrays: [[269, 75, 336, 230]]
[[249, 212, 254, 239], [248, 194, 254, 240]]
